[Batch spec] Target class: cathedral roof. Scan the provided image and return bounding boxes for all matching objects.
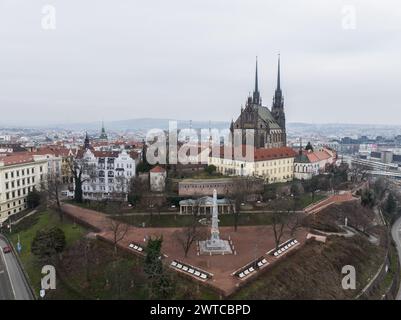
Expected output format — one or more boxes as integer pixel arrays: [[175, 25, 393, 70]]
[[255, 105, 282, 129]]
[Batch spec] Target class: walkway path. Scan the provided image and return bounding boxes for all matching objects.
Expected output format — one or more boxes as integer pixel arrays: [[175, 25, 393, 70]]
[[304, 191, 358, 215]]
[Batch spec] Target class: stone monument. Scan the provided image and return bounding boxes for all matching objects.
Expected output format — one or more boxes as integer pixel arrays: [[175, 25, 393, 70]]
[[199, 189, 233, 255]]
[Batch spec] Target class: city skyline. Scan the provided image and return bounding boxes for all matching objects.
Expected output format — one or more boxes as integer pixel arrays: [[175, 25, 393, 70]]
[[1, 1, 401, 126]]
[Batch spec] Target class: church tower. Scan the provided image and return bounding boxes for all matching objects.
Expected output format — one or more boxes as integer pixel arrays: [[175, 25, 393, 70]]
[[252, 57, 261, 106], [99, 121, 108, 141], [84, 132, 91, 150], [271, 55, 286, 130]]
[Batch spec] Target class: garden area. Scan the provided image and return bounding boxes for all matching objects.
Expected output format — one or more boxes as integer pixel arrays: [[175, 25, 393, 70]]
[[6, 209, 217, 300]]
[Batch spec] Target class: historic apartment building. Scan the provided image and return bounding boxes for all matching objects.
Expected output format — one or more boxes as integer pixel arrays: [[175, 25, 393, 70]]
[[0, 154, 47, 225], [79, 147, 136, 201], [230, 56, 286, 149]]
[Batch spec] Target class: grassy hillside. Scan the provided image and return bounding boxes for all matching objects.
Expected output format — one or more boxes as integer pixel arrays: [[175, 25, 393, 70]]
[[233, 235, 385, 300]]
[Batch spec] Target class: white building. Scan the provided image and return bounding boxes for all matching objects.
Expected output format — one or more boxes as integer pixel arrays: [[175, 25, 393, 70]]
[[79, 148, 136, 200], [0, 154, 47, 225], [208, 146, 297, 184], [294, 147, 336, 180], [149, 166, 167, 192]]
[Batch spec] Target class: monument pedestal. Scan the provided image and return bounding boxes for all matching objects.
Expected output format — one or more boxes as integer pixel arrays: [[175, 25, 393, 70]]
[[199, 239, 233, 255]]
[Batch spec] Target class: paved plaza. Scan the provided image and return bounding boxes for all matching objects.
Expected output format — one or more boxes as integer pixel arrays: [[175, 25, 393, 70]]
[[62, 203, 308, 296]]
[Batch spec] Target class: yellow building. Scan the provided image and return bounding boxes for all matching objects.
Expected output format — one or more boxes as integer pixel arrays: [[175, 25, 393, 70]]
[[0, 154, 47, 225], [208, 146, 297, 184]]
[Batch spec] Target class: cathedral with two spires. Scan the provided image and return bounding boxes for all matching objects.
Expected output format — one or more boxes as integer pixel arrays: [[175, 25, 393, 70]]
[[230, 56, 286, 149]]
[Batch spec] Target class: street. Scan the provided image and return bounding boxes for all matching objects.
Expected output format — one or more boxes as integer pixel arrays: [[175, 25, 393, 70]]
[[391, 216, 401, 300], [0, 236, 34, 300]]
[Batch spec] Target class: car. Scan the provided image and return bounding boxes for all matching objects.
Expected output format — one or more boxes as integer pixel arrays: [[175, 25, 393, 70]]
[[2, 246, 12, 254]]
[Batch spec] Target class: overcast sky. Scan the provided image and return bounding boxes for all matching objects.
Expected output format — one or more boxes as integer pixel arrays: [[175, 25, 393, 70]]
[[0, 0, 400, 126]]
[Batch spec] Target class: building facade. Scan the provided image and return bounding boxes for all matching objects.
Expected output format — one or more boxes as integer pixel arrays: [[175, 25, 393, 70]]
[[230, 57, 286, 149], [149, 165, 167, 192], [79, 148, 136, 200], [0, 154, 47, 225], [294, 147, 336, 180], [208, 146, 296, 184]]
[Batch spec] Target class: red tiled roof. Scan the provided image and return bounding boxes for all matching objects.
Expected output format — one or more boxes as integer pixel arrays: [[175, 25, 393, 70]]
[[254, 147, 297, 161], [0, 154, 35, 166], [210, 146, 297, 162], [305, 150, 332, 163], [150, 165, 166, 173], [93, 151, 120, 158], [33, 147, 72, 157]]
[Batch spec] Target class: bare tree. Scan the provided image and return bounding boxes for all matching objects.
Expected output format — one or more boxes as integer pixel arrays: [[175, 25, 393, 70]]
[[287, 210, 306, 237], [42, 172, 64, 221], [349, 162, 370, 184], [113, 175, 128, 201], [128, 176, 149, 205], [173, 220, 207, 257], [106, 218, 129, 255], [271, 207, 291, 250], [230, 177, 260, 231], [68, 156, 96, 203]]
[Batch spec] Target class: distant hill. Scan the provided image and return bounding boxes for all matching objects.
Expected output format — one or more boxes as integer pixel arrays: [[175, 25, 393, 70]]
[[54, 118, 230, 131]]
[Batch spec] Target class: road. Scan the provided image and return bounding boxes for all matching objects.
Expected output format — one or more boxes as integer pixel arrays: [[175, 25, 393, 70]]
[[0, 236, 34, 300], [391, 215, 401, 300]]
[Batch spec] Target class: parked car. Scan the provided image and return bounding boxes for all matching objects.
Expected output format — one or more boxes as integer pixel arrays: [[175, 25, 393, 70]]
[[2, 246, 12, 254]]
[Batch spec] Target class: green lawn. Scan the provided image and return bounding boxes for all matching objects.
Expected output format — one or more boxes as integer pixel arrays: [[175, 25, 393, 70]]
[[297, 194, 326, 209], [8, 210, 86, 297], [113, 212, 274, 228]]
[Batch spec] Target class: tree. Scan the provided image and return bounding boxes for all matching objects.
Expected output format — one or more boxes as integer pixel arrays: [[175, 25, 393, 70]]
[[137, 141, 152, 173], [68, 156, 96, 203], [271, 210, 288, 250], [290, 181, 304, 198], [173, 220, 207, 257], [263, 184, 278, 201], [270, 202, 292, 249], [128, 176, 149, 205], [361, 188, 375, 208], [31, 227, 66, 262], [384, 193, 397, 216], [104, 259, 134, 299], [144, 236, 163, 278], [27, 189, 41, 209], [286, 206, 306, 236], [205, 165, 217, 175], [304, 176, 319, 201], [42, 172, 64, 221], [143, 236, 173, 298], [230, 177, 256, 232], [373, 178, 388, 201], [112, 175, 129, 201], [106, 218, 129, 255], [349, 163, 370, 184]]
